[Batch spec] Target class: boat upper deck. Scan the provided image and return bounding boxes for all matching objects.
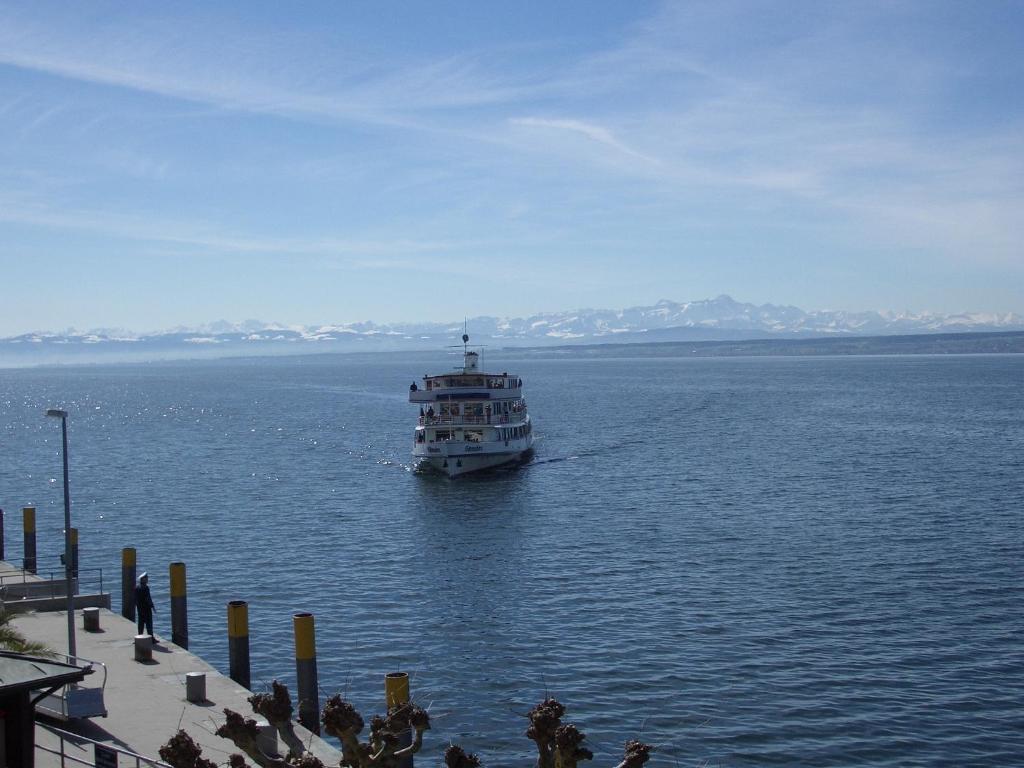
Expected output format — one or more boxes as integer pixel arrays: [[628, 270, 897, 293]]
[[409, 372, 522, 402], [410, 342, 525, 403]]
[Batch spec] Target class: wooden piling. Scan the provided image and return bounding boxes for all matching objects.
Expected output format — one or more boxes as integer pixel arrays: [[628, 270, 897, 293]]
[[170, 562, 189, 649], [227, 600, 251, 689], [293, 612, 320, 734], [0, 507, 5, 561], [22, 507, 36, 574], [69, 527, 79, 579], [121, 547, 137, 621], [386, 671, 414, 768]]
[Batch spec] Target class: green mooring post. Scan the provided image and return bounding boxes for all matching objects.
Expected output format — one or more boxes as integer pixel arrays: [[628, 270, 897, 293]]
[[170, 562, 189, 649], [227, 600, 251, 689], [22, 507, 36, 574], [386, 671, 414, 768], [121, 547, 137, 621], [294, 612, 320, 734]]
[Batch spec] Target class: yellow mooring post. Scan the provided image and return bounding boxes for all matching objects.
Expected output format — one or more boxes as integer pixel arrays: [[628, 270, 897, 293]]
[[22, 507, 36, 574], [385, 671, 414, 768], [227, 600, 251, 689], [170, 562, 189, 649], [69, 527, 79, 578], [121, 547, 137, 620], [293, 612, 320, 734]]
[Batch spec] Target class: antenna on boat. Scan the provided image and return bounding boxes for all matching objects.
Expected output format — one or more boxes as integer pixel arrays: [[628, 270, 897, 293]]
[[449, 319, 485, 372], [460, 320, 479, 372]]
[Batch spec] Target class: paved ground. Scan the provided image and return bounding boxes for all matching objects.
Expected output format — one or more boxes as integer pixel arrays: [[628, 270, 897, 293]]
[[3, 563, 342, 767]]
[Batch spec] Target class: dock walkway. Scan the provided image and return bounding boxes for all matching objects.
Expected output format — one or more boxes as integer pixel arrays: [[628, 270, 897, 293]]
[[2, 562, 342, 768]]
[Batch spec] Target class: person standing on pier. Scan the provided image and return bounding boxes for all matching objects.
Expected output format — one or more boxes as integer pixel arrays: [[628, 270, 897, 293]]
[[135, 572, 156, 642]]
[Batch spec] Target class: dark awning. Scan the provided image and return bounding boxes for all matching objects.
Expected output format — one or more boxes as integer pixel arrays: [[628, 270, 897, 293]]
[[0, 651, 92, 695]]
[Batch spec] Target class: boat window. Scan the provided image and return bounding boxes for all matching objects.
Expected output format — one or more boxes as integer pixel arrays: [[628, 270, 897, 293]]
[[434, 430, 451, 441], [464, 429, 484, 443]]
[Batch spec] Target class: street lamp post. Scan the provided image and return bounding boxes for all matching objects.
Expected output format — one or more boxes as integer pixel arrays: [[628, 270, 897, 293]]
[[46, 408, 76, 661]]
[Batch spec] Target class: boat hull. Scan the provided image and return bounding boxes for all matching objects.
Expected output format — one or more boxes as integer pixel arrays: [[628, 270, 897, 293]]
[[414, 440, 534, 477]]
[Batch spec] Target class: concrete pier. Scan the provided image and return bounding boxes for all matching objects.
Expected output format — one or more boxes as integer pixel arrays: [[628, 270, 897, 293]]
[[2, 561, 342, 767]]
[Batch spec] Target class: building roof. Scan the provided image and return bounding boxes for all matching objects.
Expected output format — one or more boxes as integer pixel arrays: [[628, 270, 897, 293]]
[[0, 650, 91, 694]]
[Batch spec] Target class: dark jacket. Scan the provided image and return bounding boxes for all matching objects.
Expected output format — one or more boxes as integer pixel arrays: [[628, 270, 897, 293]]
[[135, 583, 154, 616]]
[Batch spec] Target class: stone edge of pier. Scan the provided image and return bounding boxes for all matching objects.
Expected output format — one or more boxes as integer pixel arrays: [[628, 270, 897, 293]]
[[2, 560, 343, 767]]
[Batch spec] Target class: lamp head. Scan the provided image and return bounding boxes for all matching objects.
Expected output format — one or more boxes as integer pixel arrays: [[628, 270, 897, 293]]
[[46, 409, 68, 419]]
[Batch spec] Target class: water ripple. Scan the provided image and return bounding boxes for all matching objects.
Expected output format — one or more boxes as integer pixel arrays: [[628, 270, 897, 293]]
[[1, 354, 1022, 766]]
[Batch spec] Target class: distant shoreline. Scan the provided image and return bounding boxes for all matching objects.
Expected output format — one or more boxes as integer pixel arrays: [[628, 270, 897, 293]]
[[2, 330, 1023, 369], [539, 330, 1024, 358]]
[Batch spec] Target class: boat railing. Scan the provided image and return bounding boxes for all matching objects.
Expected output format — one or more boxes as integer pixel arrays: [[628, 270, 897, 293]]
[[419, 412, 527, 427], [423, 376, 522, 391]]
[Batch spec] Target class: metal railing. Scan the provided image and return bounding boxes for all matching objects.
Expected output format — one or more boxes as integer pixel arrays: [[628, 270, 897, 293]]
[[0, 566, 105, 598], [418, 410, 527, 427], [35, 651, 109, 721], [37, 723, 171, 768]]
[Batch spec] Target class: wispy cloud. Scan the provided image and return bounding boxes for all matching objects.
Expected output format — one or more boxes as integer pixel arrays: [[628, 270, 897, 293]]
[[510, 117, 657, 164], [0, 5, 542, 130], [0, 193, 482, 262], [488, 3, 1024, 264], [0, 0, 1020, 334]]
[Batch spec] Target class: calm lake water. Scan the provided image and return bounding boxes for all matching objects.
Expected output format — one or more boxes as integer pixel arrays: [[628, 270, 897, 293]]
[[2, 351, 1022, 766]]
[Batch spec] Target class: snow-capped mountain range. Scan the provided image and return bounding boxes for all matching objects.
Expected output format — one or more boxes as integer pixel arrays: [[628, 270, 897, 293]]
[[4, 295, 1023, 363]]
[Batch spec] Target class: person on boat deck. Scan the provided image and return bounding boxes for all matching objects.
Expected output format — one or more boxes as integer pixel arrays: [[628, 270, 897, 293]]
[[426, 406, 435, 418], [135, 572, 157, 642], [409, 382, 418, 392]]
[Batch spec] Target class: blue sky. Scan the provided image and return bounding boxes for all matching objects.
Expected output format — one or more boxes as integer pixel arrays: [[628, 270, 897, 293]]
[[1, 0, 1022, 335]]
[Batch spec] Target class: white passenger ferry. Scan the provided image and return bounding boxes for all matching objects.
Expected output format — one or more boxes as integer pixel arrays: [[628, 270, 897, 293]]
[[410, 335, 534, 477]]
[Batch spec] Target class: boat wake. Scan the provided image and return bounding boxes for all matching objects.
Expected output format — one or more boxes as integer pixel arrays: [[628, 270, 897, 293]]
[[525, 454, 578, 466]]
